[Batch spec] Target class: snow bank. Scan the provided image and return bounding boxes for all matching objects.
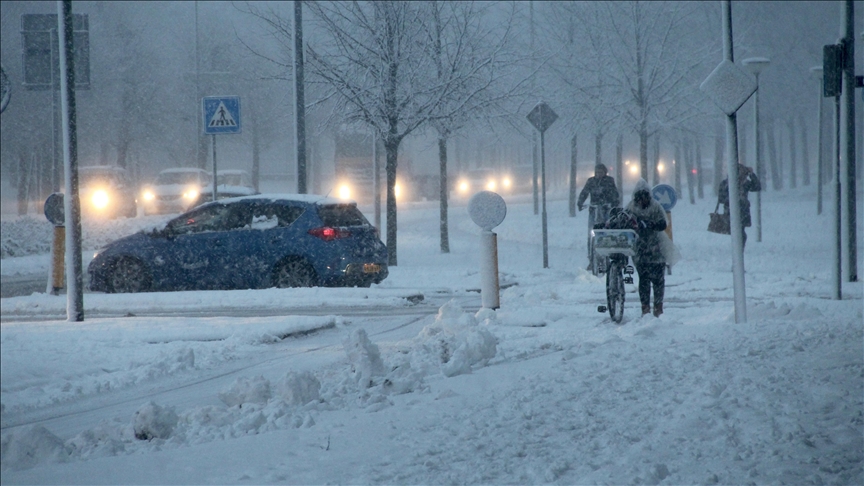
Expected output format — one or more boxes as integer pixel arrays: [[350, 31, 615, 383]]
[[0, 301, 501, 472]]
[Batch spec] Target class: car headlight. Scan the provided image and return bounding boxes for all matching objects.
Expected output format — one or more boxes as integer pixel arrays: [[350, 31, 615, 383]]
[[458, 180, 469, 193], [486, 180, 496, 191], [142, 190, 155, 201], [92, 190, 110, 209], [502, 177, 512, 189], [183, 188, 199, 200], [337, 183, 351, 200]]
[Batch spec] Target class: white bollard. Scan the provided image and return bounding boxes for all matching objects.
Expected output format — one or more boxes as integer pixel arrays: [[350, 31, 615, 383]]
[[468, 191, 506, 310], [480, 229, 500, 309]]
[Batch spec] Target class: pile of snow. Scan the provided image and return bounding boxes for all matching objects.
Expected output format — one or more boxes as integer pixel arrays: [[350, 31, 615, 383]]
[[0, 303, 498, 471]]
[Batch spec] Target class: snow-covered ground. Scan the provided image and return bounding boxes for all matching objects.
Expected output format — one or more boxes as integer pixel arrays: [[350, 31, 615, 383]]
[[1, 184, 862, 485]]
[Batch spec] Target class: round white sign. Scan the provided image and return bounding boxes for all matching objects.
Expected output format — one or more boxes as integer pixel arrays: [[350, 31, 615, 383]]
[[468, 191, 506, 231]]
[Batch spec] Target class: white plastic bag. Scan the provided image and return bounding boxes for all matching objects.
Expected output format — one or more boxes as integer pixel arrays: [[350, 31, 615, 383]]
[[659, 231, 681, 267]]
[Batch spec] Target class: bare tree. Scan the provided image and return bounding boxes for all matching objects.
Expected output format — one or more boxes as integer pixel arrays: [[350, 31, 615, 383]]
[[569, 2, 706, 180], [421, 1, 525, 253], [303, 1, 520, 265]]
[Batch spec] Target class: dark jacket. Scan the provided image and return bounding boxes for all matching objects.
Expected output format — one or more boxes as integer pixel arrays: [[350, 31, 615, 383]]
[[577, 175, 621, 208], [625, 198, 668, 265], [718, 166, 761, 227]]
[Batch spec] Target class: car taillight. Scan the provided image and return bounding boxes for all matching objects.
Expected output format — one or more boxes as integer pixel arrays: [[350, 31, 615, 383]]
[[308, 227, 351, 241]]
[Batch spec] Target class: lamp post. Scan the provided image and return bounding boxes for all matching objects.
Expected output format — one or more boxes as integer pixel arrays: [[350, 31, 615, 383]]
[[742, 57, 770, 243], [811, 66, 824, 215]]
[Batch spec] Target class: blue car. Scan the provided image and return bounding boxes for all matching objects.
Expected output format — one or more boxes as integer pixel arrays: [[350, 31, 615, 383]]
[[88, 194, 389, 292]]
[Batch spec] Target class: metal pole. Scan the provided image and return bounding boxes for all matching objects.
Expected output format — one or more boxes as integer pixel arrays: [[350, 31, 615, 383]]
[[293, 0, 307, 194], [833, 94, 842, 299], [753, 71, 762, 242], [58, 0, 83, 322], [722, 0, 747, 323], [211, 134, 217, 202], [815, 70, 824, 215], [840, 0, 857, 282], [541, 129, 549, 268]]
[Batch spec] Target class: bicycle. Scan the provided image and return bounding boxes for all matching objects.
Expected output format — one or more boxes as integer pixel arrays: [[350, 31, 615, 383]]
[[593, 209, 638, 323], [587, 203, 613, 276]]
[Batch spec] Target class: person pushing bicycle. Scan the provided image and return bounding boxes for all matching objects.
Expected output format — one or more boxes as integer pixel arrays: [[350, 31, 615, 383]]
[[626, 179, 668, 317], [578, 164, 621, 271]]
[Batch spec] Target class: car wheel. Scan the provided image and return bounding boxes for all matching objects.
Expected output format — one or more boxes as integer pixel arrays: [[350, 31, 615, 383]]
[[274, 259, 318, 288], [107, 258, 151, 293]]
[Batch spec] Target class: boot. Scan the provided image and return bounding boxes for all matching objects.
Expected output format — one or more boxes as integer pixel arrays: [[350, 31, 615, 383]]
[[641, 304, 651, 316], [653, 303, 663, 317]]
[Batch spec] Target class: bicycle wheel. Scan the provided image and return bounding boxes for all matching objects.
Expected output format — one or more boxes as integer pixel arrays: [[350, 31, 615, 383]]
[[606, 260, 626, 323]]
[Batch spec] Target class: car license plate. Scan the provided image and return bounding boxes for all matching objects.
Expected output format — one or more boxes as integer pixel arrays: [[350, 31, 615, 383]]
[[363, 263, 380, 274]]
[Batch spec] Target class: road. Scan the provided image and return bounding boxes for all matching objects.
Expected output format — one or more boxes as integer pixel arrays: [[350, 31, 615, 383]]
[[0, 274, 47, 298]]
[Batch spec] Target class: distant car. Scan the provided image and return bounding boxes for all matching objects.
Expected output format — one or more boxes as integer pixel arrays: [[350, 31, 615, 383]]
[[88, 194, 389, 292], [453, 168, 501, 197], [78, 166, 138, 219], [139, 168, 212, 215], [498, 164, 536, 195], [195, 170, 258, 206]]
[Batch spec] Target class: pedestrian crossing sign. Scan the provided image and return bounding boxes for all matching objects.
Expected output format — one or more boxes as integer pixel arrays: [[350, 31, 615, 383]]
[[202, 96, 241, 134]]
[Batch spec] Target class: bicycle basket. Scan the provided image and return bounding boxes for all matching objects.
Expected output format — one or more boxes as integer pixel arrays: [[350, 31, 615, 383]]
[[590, 229, 637, 256]]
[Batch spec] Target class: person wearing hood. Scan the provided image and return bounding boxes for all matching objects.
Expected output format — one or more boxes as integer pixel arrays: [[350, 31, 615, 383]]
[[626, 179, 668, 317]]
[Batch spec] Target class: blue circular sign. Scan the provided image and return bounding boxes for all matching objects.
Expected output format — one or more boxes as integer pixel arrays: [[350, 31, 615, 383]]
[[651, 184, 678, 211]]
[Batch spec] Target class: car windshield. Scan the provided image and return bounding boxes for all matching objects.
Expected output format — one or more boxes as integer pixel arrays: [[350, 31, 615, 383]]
[[317, 205, 369, 226], [217, 174, 248, 186], [155, 172, 202, 185], [80, 170, 121, 187]]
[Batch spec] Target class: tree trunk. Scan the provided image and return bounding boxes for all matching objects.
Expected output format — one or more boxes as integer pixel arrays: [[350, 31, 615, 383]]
[[673, 139, 682, 197], [683, 140, 695, 204], [594, 131, 602, 168], [695, 136, 704, 199], [767, 119, 782, 191], [615, 133, 623, 203], [800, 114, 810, 186], [438, 135, 450, 253], [569, 133, 577, 217], [385, 137, 399, 266], [787, 118, 797, 189], [639, 119, 648, 180], [652, 134, 661, 186], [17, 151, 29, 216]]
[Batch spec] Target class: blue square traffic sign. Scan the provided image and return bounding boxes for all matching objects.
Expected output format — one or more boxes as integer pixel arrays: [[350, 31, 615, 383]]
[[202, 96, 241, 134]]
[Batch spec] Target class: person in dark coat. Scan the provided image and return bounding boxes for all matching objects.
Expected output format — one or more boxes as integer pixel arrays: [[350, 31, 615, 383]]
[[626, 179, 668, 317], [718, 163, 761, 248], [579, 164, 621, 271], [577, 164, 621, 211]]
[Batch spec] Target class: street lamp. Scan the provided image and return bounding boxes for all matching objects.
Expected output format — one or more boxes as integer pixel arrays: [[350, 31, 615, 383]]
[[742, 57, 770, 243], [810, 66, 824, 215]]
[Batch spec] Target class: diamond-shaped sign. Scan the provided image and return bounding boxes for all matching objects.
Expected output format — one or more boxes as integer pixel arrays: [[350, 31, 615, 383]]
[[527, 102, 558, 133], [700, 60, 757, 116]]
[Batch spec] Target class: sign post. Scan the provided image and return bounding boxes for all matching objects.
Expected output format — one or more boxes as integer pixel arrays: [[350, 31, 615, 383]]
[[202, 96, 241, 202], [44, 193, 65, 295], [527, 102, 558, 269]]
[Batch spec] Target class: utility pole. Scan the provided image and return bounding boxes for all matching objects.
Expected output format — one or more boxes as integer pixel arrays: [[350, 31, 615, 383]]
[[811, 66, 824, 215], [294, 0, 307, 194], [58, 0, 83, 322], [840, 0, 857, 282]]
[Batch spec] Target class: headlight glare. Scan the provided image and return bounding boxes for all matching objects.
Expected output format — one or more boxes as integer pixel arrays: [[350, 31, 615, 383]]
[[92, 190, 110, 209]]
